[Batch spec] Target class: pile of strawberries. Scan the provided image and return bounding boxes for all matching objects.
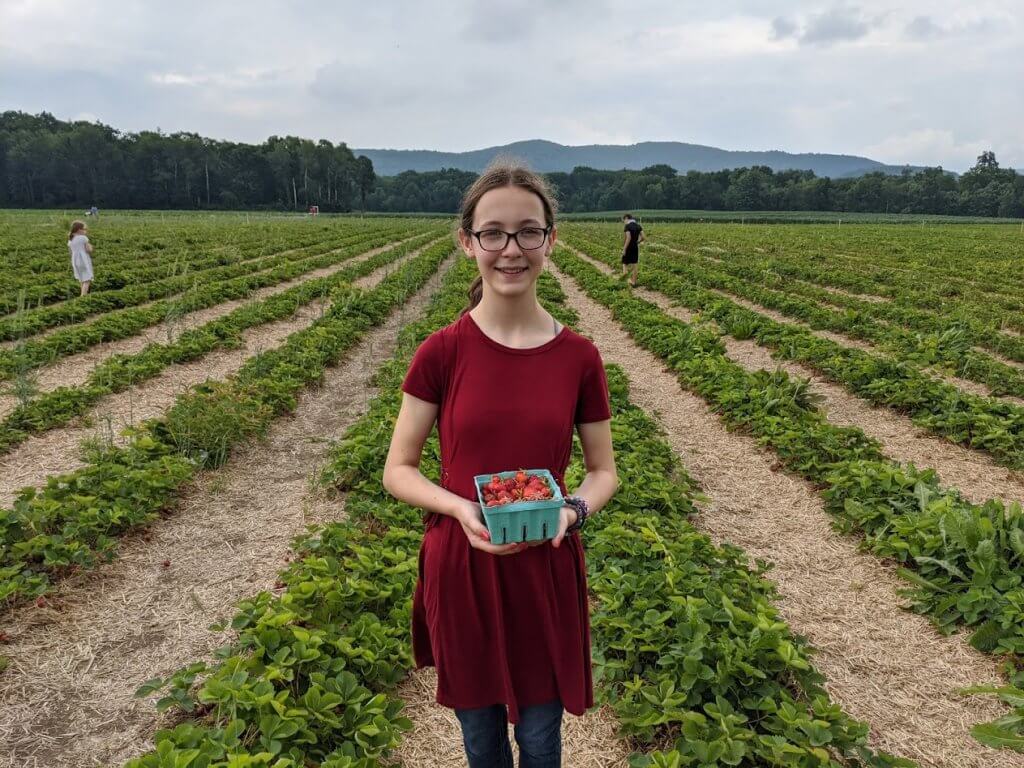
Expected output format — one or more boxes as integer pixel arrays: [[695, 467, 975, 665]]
[[482, 470, 553, 507]]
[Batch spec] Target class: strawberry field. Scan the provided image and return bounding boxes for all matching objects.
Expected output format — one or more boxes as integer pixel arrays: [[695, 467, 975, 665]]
[[1, 211, 1023, 768]]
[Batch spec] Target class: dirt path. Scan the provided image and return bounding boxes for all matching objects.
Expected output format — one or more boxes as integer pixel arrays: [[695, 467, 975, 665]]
[[546, 258, 1014, 768], [0, 238, 422, 420], [394, 667, 632, 768], [0, 242, 433, 508], [0, 254, 456, 768], [569, 250, 1024, 509]]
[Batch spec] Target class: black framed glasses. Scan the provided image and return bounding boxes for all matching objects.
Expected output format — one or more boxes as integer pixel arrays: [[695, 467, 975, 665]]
[[470, 226, 551, 252]]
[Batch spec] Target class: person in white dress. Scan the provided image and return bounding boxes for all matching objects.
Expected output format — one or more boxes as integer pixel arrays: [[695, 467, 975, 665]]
[[68, 220, 94, 296]]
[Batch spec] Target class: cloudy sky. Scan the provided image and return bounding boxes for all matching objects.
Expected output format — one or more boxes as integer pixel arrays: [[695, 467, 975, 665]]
[[2, 0, 1021, 171]]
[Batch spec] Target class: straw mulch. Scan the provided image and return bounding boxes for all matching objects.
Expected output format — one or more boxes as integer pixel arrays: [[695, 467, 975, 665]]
[[0, 243, 429, 508], [547, 257, 1016, 768], [392, 668, 632, 768], [0, 254, 454, 768], [0, 238, 418, 422]]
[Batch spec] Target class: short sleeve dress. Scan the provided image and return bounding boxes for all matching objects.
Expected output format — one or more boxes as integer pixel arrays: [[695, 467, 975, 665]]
[[401, 311, 611, 723], [69, 234, 94, 282]]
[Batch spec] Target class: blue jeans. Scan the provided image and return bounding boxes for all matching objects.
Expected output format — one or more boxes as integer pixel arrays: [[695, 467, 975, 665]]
[[455, 700, 563, 767]]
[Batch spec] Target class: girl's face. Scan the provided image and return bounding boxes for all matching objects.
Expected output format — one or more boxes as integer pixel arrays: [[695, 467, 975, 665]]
[[458, 185, 557, 300]]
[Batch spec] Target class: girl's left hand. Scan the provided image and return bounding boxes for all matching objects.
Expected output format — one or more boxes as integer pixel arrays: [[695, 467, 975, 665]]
[[550, 504, 578, 549]]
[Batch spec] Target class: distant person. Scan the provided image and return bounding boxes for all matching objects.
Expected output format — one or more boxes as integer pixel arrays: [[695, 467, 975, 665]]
[[88, 205, 99, 217], [68, 220, 94, 296], [621, 213, 644, 287]]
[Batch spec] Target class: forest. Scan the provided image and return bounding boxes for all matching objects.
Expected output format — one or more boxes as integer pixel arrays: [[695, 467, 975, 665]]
[[2, 111, 1022, 218]]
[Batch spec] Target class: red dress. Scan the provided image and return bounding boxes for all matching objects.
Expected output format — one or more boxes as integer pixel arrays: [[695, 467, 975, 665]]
[[401, 312, 611, 722]]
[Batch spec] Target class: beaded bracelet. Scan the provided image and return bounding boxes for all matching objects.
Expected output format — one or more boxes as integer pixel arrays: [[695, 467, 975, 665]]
[[564, 495, 589, 534]]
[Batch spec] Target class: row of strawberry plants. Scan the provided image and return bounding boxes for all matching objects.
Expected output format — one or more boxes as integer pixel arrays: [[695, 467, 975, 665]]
[[565, 231, 1024, 470], [0, 216, 292, 280], [123, 257, 478, 768], [1, 231, 298, 306], [298, 274, 910, 766], [638, 239, 1024, 400], [585, 373, 908, 767], [0, 239, 453, 605], [551, 246, 1024, 750], [593, 220, 1024, 334], [0, 221, 352, 311], [799, 247, 1024, 318], [126, 258, 904, 767], [652, 242, 1024, 370], [0, 224, 422, 341], [668, 244, 1024, 359], [0, 229, 436, 381], [0, 233, 443, 455], [537, 275, 909, 765]]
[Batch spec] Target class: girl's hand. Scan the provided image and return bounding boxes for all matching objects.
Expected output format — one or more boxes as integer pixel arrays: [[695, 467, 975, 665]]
[[455, 499, 526, 556], [551, 505, 578, 549]]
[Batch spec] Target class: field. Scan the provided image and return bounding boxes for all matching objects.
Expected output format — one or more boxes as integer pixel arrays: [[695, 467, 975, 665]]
[[1, 210, 1023, 768]]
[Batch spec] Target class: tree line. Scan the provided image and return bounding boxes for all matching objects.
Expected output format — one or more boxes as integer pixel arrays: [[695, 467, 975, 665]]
[[2, 111, 1021, 218], [367, 154, 1023, 218], [0, 111, 375, 211]]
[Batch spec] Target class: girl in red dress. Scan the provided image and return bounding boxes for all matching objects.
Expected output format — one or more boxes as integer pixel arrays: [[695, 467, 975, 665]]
[[383, 163, 619, 767]]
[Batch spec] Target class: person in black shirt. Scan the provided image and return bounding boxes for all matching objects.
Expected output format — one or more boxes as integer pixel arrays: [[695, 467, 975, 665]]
[[621, 213, 644, 287]]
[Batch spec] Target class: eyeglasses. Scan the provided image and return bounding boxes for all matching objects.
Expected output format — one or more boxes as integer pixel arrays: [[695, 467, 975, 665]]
[[469, 226, 551, 252]]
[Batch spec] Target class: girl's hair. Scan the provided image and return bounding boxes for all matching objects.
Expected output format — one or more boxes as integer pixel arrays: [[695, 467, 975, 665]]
[[459, 160, 557, 315], [68, 220, 86, 241]]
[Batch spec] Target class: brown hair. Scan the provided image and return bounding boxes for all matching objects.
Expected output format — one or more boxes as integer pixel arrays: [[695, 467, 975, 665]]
[[459, 160, 557, 315], [68, 220, 86, 242]]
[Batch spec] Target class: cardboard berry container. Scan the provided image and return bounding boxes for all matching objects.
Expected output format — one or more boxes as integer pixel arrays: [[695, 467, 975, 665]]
[[473, 469, 565, 544]]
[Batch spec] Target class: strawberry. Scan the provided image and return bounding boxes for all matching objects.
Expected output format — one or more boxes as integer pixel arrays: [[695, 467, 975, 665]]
[[515, 470, 527, 485]]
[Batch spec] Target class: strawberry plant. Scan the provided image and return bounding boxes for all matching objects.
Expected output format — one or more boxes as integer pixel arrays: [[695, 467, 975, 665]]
[[0, 237, 452, 604]]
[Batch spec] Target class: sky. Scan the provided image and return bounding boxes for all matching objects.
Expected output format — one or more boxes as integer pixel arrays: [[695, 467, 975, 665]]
[[1, 0, 1021, 172]]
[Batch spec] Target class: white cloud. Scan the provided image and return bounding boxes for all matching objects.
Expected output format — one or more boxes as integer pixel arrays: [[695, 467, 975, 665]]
[[905, 15, 943, 40], [0, 0, 1020, 170], [860, 129, 992, 168]]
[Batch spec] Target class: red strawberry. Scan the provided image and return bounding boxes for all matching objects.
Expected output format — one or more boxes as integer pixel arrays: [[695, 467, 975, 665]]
[[35, 597, 46, 608], [515, 470, 527, 485]]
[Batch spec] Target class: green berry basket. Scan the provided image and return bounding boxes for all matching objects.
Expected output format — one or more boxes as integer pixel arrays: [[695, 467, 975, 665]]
[[473, 469, 565, 544]]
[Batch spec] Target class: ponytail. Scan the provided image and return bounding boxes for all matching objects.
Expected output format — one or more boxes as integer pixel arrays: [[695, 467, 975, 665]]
[[68, 220, 86, 242], [461, 276, 484, 316]]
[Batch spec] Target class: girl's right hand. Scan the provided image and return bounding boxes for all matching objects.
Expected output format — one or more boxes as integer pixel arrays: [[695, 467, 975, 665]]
[[455, 500, 526, 556]]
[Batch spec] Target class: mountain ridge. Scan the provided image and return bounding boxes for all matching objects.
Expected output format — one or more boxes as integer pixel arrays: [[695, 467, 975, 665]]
[[354, 139, 926, 178]]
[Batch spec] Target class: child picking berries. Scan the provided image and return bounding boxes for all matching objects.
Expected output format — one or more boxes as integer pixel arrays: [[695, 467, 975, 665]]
[[383, 162, 619, 767]]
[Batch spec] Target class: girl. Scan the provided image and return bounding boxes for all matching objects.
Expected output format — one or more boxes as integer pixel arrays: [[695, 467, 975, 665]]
[[382, 163, 618, 767], [68, 220, 94, 296]]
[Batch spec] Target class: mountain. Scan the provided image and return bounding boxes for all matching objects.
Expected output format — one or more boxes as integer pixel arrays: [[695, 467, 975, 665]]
[[353, 139, 921, 178]]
